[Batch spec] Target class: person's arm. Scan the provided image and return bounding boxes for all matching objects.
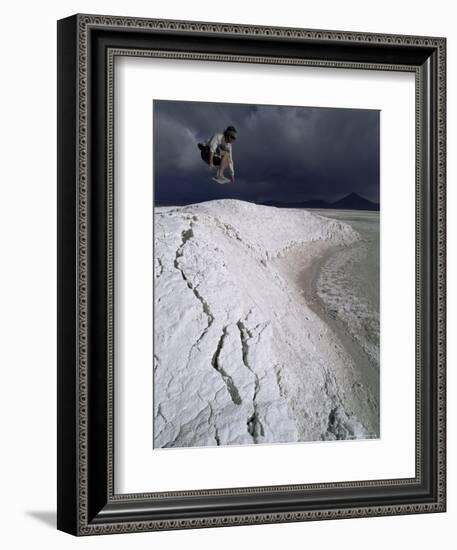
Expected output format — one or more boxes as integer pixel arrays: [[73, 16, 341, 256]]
[[208, 134, 220, 168]]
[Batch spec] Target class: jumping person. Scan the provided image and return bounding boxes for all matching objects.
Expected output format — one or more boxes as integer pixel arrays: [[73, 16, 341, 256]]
[[198, 126, 237, 183]]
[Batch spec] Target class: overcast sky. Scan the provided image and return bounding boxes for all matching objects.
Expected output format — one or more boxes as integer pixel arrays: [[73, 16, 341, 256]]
[[153, 100, 379, 205]]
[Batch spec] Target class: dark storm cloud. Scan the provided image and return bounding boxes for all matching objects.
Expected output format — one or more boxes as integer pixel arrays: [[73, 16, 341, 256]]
[[153, 100, 379, 205]]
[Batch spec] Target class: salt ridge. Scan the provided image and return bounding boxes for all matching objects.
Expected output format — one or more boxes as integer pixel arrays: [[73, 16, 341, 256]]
[[154, 199, 378, 448]]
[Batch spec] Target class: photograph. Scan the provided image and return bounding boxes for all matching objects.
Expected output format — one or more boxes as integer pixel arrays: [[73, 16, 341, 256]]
[[153, 99, 380, 449]]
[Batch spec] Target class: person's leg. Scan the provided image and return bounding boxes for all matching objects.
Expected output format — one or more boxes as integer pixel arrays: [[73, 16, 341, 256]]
[[216, 151, 230, 177]]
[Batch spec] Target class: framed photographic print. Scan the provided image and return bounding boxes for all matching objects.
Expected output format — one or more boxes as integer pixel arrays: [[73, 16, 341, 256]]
[[57, 14, 446, 535]]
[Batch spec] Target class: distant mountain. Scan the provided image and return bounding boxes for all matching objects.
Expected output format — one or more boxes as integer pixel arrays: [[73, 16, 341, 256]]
[[262, 193, 379, 211], [331, 192, 379, 211], [156, 193, 379, 211]]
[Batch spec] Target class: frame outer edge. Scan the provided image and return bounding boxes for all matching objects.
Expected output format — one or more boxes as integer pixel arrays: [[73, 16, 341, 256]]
[[77, 12, 444, 45], [57, 14, 79, 536], [63, 13, 447, 535], [436, 37, 446, 512]]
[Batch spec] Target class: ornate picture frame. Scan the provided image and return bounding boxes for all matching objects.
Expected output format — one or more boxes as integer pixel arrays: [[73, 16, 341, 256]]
[[57, 14, 446, 535]]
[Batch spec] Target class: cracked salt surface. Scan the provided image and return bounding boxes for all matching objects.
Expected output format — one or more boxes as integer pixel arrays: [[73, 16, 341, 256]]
[[153, 199, 379, 448]]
